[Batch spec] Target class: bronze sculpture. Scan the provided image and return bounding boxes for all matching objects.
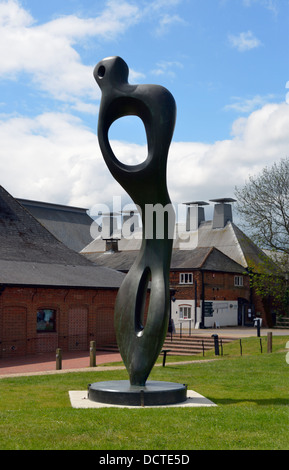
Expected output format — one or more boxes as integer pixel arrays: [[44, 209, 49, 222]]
[[88, 57, 186, 405]]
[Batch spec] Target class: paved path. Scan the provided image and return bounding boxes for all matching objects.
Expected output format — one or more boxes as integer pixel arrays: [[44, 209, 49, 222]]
[[0, 350, 123, 378], [0, 328, 288, 378]]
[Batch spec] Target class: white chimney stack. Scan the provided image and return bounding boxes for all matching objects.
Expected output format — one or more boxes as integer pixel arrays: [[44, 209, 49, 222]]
[[183, 201, 209, 231], [210, 198, 236, 229]]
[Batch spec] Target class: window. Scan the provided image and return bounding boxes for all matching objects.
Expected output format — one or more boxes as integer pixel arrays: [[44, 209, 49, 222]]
[[37, 309, 56, 332], [234, 276, 243, 287], [179, 305, 192, 320], [179, 273, 193, 284]]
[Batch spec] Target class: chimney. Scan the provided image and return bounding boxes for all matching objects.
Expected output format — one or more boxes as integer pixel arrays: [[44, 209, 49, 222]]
[[101, 212, 118, 238], [210, 198, 236, 229], [121, 209, 140, 237], [103, 238, 119, 252], [183, 201, 208, 231]]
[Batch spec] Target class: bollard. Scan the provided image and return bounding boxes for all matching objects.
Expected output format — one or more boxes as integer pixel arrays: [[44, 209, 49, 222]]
[[267, 332, 272, 353], [90, 340, 96, 367], [161, 349, 170, 367], [211, 334, 219, 356], [56, 348, 62, 370], [256, 318, 261, 337]]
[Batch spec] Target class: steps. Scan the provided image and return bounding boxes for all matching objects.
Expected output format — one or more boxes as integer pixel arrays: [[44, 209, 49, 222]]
[[96, 334, 238, 356], [162, 334, 237, 355]]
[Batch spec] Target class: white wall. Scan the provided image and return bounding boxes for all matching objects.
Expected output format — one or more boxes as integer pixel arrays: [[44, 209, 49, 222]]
[[171, 299, 238, 330], [171, 299, 196, 332], [203, 300, 238, 327]]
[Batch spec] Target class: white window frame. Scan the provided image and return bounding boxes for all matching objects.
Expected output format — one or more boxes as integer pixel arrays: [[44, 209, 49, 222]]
[[179, 272, 193, 284], [179, 305, 192, 320], [234, 275, 243, 287]]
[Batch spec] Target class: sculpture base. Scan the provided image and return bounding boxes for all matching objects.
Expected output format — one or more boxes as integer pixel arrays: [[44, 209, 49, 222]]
[[87, 380, 187, 407]]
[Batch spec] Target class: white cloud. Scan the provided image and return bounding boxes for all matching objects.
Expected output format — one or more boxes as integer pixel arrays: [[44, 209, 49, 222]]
[[0, 0, 34, 27], [224, 94, 276, 113], [0, 0, 184, 110], [0, 112, 111, 206], [0, 0, 141, 107], [243, 0, 279, 15], [0, 1, 287, 215], [228, 30, 262, 51], [1, 102, 288, 212], [151, 60, 184, 79], [166, 102, 289, 203], [39, 0, 140, 40], [155, 13, 185, 36]]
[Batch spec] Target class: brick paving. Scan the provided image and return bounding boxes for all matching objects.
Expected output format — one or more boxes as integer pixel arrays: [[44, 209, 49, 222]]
[[0, 350, 122, 377], [1, 328, 287, 378]]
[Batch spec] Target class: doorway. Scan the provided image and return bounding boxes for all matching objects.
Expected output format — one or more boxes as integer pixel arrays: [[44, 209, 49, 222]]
[[238, 298, 254, 326], [68, 306, 88, 350]]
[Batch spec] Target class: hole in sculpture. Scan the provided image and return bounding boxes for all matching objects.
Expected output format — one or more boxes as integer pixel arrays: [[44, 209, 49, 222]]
[[135, 267, 151, 337], [98, 65, 106, 78], [108, 116, 148, 166]]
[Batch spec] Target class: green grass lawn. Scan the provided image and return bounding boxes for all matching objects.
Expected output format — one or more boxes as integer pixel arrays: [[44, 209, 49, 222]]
[[0, 335, 288, 450]]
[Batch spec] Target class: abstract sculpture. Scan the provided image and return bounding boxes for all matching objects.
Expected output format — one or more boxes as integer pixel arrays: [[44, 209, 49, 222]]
[[88, 57, 187, 406]]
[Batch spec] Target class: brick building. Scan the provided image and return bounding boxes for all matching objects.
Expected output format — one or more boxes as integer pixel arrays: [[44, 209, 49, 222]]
[[169, 246, 251, 330], [0, 186, 125, 358], [81, 198, 272, 329]]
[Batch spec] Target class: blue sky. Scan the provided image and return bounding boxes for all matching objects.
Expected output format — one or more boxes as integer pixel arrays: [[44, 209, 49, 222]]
[[0, 0, 288, 218]]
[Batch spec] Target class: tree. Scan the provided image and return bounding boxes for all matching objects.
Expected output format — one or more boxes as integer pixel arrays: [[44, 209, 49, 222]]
[[235, 157, 289, 254], [247, 254, 289, 317], [235, 158, 289, 318]]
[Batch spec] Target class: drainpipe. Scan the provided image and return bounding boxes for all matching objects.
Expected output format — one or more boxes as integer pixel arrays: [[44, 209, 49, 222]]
[[194, 278, 197, 326], [201, 270, 205, 328]]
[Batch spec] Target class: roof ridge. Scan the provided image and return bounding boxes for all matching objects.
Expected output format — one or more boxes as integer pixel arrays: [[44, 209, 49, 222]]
[[199, 246, 214, 268], [0, 185, 92, 266]]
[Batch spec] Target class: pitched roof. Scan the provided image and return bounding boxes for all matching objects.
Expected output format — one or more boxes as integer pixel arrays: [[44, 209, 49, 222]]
[[83, 246, 245, 274], [0, 259, 124, 288], [0, 186, 124, 288], [17, 198, 94, 252], [173, 220, 267, 269], [82, 219, 269, 272], [172, 246, 245, 273]]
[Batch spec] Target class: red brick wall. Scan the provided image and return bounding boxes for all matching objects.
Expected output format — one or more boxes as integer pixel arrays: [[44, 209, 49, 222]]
[[169, 269, 271, 326], [170, 270, 251, 305], [203, 271, 250, 303], [0, 286, 118, 358]]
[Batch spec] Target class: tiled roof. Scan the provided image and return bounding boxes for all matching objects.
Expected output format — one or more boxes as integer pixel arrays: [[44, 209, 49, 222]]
[[0, 186, 124, 288], [83, 246, 245, 274], [0, 259, 125, 288], [82, 219, 270, 272], [17, 198, 94, 252]]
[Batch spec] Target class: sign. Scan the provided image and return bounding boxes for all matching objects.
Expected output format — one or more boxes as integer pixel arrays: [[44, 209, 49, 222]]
[[204, 301, 214, 317]]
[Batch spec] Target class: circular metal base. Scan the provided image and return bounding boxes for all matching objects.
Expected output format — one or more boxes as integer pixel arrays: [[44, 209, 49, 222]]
[[88, 380, 187, 407]]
